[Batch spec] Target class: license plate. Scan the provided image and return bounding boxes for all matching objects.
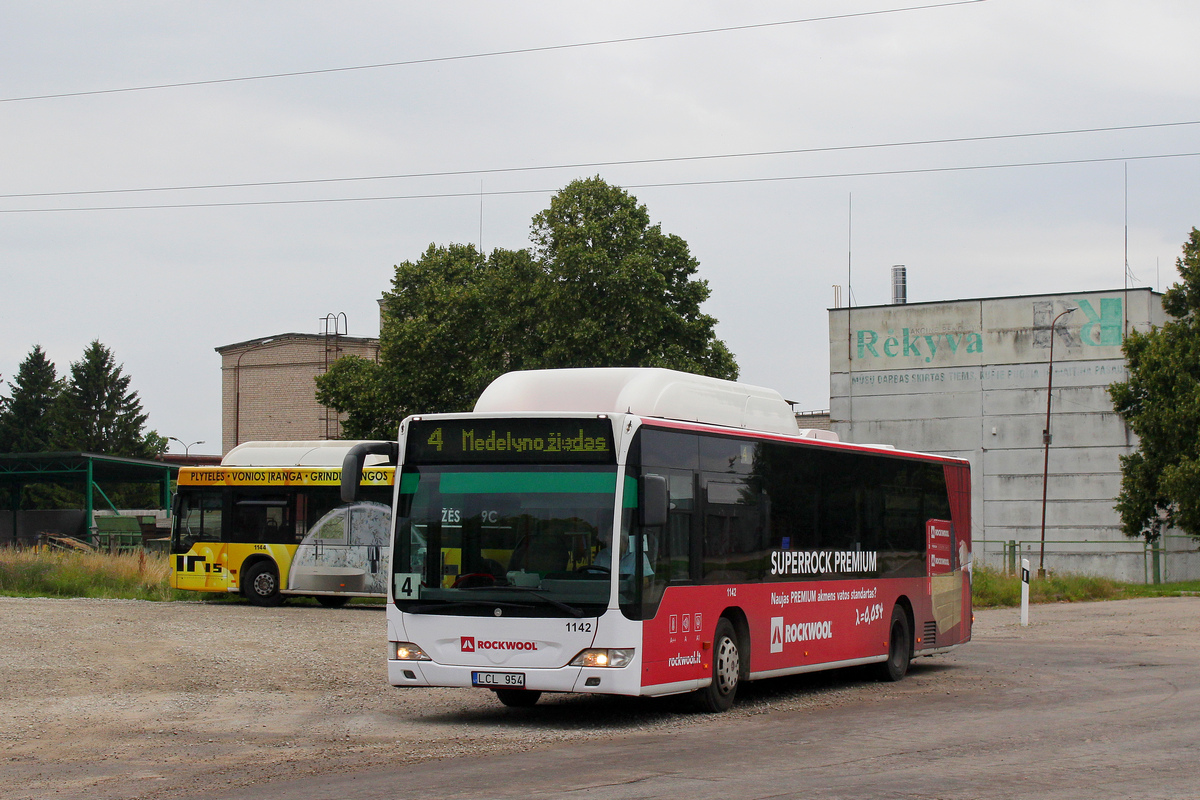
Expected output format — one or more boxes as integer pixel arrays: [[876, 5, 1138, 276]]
[[472, 671, 525, 688]]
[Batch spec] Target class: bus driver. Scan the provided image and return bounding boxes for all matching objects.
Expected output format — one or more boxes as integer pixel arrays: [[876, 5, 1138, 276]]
[[593, 526, 653, 576]]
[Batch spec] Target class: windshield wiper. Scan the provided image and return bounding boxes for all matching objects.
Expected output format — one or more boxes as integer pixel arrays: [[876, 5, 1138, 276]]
[[469, 586, 585, 618], [406, 600, 535, 615], [408, 586, 588, 618]]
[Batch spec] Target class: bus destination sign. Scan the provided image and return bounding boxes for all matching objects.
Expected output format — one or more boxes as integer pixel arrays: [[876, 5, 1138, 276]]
[[406, 418, 616, 464]]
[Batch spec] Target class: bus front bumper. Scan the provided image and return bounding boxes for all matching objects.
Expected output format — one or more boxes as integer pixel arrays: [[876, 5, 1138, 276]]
[[388, 659, 643, 696]]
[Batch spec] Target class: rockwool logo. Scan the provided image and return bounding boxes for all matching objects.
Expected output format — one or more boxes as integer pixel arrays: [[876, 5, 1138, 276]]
[[461, 637, 537, 652], [771, 616, 833, 653], [784, 620, 833, 643], [668, 652, 701, 667]]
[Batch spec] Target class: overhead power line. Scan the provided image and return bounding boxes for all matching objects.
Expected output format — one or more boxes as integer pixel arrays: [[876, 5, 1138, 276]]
[[0, 0, 986, 104], [2, 118, 1195, 201], [2, 149, 1196, 214]]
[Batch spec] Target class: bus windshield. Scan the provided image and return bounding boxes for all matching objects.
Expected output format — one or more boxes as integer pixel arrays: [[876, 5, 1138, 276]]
[[393, 465, 632, 617]]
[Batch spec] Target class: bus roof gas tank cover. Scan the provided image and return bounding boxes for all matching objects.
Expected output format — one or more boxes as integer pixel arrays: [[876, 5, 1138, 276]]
[[474, 368, 801, 436]]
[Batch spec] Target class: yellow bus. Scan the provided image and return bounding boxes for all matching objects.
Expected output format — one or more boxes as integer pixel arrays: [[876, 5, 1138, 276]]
[[170, 441, 395, 607]]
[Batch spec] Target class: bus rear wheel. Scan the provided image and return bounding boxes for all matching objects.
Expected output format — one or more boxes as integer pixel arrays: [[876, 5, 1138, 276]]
[[243, 561, 284, 607], [695, 618, 740, 713], [494, 689, 541, 707], [877, 606, 912, 682]]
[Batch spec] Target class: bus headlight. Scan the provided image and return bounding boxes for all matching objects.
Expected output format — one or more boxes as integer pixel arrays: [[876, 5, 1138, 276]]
[[391, 642, 431, 661], [569, 648, 634, 668]]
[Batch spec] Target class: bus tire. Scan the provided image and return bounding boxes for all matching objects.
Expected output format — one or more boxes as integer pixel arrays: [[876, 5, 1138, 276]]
[[695, 618, 740, 713], [316, 595, 350, 608], [243, 561, 284, 607], [878, 605, 912, 682], [494, 689, 541, 708]]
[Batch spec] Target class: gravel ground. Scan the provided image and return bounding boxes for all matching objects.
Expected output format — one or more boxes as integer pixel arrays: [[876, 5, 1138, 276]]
[[0, 595, 1135, 800]]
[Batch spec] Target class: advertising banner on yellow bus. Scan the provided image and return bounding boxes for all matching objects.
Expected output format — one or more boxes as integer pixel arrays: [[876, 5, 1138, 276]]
[[178, 467, 394, 487]]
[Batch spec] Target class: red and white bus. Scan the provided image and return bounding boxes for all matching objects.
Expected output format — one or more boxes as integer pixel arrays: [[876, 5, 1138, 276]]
[[341, 368, 971, 711]]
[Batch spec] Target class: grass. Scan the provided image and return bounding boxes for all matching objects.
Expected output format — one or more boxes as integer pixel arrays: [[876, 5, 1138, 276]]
[[0, 547, 382, 604], [971, 564, 1200, 607], [2, 547, 1198, 605], [0, 547, 192, 601]]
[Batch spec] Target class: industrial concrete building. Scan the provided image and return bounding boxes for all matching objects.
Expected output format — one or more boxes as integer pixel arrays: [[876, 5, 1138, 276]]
[[829, 286, 1200, 583], [217, 332, 379, 455]]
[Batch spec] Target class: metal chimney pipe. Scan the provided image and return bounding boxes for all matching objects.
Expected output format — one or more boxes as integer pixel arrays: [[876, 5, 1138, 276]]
[[892, 265, 907, 304]]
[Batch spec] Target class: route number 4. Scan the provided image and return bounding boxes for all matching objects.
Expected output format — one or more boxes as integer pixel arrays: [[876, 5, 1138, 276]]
[[395, 573, 420, 599]]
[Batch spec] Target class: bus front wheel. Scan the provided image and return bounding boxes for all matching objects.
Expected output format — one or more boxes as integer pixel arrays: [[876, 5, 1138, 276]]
[[878, 605, 912, 682], [494, 689, 541, 707], [243, 561, 284, 607], [695, 618, 740, 713]]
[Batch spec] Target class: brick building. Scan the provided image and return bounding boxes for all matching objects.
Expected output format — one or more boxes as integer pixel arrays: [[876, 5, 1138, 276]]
[[217, 333, 379, 454]]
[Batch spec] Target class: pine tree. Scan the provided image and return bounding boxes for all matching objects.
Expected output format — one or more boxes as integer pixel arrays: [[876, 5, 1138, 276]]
[[0, 345, 62, 453], [56, 340, 155, 457]]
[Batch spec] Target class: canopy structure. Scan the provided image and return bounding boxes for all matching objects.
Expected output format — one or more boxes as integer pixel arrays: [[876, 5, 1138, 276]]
[[0, 452, 177, 545]]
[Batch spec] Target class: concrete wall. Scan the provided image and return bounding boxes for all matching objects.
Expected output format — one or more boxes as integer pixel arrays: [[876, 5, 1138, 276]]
[[829, 288, 1198, 582], [218, 334, 379, 455]]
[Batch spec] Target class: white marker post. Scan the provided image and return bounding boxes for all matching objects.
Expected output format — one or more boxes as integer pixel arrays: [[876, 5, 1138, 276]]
[[1020, 558, 1030, 627]]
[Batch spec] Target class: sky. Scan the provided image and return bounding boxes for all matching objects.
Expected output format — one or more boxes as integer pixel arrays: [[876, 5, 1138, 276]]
[[2, 0, 1197, 456]]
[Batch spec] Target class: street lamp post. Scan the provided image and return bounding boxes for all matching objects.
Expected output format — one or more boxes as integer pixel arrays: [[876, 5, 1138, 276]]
[[1038, 306, 1077, 579], [168, 437, 205, 458]]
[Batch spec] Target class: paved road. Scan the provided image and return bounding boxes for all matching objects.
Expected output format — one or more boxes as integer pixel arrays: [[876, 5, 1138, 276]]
[[183, 597, 1200, 800]]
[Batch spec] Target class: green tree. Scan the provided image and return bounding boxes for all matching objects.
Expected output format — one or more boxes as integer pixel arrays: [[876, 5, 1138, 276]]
[[318, 243, 542, 438], [0, 345, 62, 453], [529, 177, 738, 378], [316, 355, 392, 440], [317, 178, 739, 437], [1110, 228, 1200, 539], [56, 340, 164, 458]]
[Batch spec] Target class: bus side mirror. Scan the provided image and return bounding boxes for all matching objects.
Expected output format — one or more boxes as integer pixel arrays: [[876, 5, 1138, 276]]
[[340, 441, 398, 503], [340, 452, 362, 503], [639, 474, 668, 528]]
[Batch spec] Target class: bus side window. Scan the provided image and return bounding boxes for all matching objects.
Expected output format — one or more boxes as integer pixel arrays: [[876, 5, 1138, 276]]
[[666, 471, 693, 582], [701, 476, 766, 584], [294, 493, 308, 540], [819, 451, 870, 552], [632, 429, 701, 617], [173, 490, 223, 553], [751, 441, 819, 575], [641, 430, 699, 472], [700, 435, 755, 475], [232, 493, 295, 545]]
